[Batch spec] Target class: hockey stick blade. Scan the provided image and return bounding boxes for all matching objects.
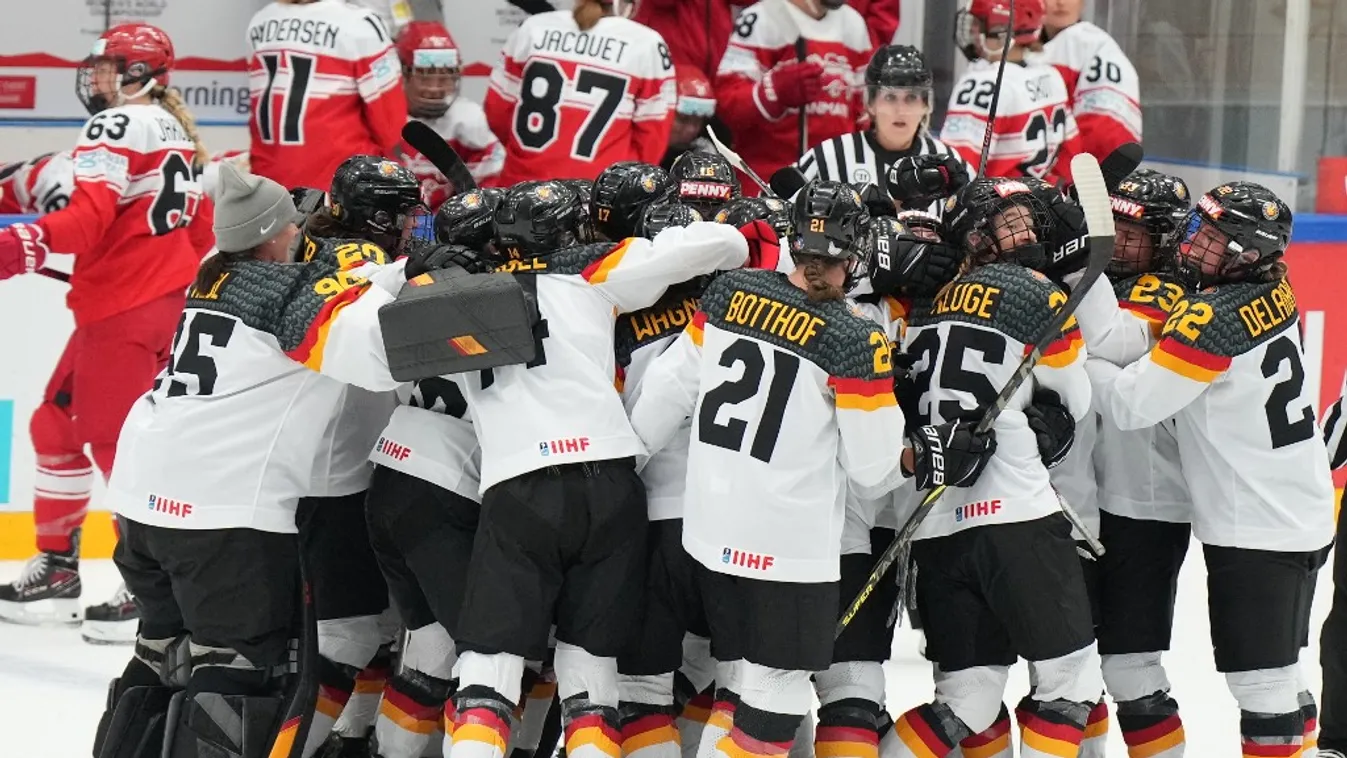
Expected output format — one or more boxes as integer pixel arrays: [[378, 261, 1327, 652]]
[[769, 166, 809, 199], [401, 120, 477, 195], [836, 152, 1116, 636], [705, 126, 777, 198], [1100, 141, 1144, 193]]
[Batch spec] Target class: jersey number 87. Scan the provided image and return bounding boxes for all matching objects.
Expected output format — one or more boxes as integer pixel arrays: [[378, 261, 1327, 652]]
[[515, 61, 630, 161]]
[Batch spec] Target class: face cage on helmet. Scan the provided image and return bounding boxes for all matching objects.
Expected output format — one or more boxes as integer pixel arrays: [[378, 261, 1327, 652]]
[[1173, 210, 1282, 288], [76, 56, 160, 116], [966, 197, 1052, 268], [405, 67, 461, 119], [1108, 211, 1183, 277]]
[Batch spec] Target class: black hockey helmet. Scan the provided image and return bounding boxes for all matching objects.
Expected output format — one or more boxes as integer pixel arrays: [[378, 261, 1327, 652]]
[[434, 188, 503, 251], [791, 180, 871, 287], [853, 182, 898, 218], [558, 179, 596, 242], [868, 212, 963, 298], [328, 155, 425, 251], [636, 202, 704, 239], [669, 151, 741, 220], [1173, 181, 1292, 288], [865, 45, 933, 92], [714, 196, 793, 240], [493, 180, 585, 260], [1109, 169, 1191, 277], [943, 177, 1053, 269], [592, 161, 677, 240]]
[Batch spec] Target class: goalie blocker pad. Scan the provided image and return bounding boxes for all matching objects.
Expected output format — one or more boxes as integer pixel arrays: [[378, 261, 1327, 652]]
[[380, 267, 542, 382]]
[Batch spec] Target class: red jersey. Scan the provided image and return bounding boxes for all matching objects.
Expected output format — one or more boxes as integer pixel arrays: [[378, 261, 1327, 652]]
[[714, 0, 872, 191], [246, 0, 408, 190], [394, 98, 506, 206], [483, 11, 675, 186], [940, 59, 1083, 186], [30, 103, 213, 326], [0, 151, 74, 216], [1041, 22, 1142, 160]]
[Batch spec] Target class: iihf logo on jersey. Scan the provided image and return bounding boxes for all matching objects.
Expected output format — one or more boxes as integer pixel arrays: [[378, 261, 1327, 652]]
[[538, 437, 591, 456], [721, 547, 775, 571], [148, 493, 194, 518]]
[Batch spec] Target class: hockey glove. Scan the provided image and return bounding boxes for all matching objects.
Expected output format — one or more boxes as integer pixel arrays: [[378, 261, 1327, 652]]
[[868, 236, 964, 299], [404, 243, 489, 280], [1038, 192, 1091, 280], [907, 419, 997, 490], [737, 219, 781, 270], [1024, 389, 1075, 469], [0, 223, 50, 281], [885, 153, 969, 209], [756, 60, 824, 120]]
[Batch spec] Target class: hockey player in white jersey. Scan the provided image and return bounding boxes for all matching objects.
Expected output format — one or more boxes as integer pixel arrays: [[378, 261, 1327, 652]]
[[629, 180, 997, 758], [393, 21, 504, 206], [943, 0, 1083, 185], [1040, 0, 1142, 161], [799, 45, 970, 217], [0, 151, 73, 215], [442, 179, 756, 758], [1087, 182, 1335, 757], [885, 178, 1101, 758], [93, 163, 406, 758]]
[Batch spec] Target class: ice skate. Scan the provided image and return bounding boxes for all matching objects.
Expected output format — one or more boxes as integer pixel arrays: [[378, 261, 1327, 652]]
[[0, 548, 82, 626], [80, 582, 139, 644]]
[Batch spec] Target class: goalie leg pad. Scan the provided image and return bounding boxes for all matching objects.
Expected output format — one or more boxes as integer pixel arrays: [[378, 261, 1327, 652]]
[[95, 683, 176, 758], [166, 691, 285, 758]]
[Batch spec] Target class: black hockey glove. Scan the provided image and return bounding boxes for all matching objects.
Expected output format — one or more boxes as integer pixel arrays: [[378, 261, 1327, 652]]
[[404, 243, 489, 280], [907, 419, 997, 490], [1037, 190, 1090, 280], [1024, 389, 1075, 469], [885, 153, 969, 209], [868, 233, 964, 299]]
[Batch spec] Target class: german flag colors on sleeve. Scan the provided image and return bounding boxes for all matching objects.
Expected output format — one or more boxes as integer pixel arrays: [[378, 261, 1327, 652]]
[[830, 376, 898, 412], [687, 310, 707, 347], [581, 238, 636, 284], [1150, 336, 1232, 384], [1033, 323, 1085, 369], [284, 283, 368, 371]]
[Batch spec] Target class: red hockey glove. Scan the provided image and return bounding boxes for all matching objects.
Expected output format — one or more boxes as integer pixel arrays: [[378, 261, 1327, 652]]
[[756, 60, 824, 119], [0, 223, 51, 281], [737, 219, 781, 270]]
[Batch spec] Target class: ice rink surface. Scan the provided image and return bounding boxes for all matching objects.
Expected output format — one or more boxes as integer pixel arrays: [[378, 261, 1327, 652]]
[[0, 544, 1332, 757]]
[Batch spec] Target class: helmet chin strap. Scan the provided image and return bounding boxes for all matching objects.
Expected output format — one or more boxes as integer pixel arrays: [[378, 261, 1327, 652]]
[[115, 75, 158, 107]]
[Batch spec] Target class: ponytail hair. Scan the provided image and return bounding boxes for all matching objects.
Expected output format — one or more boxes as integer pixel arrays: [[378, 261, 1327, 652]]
[[153, 85, 210, 171], [800, 256, 846, 302], [573, 0, 608, 31]]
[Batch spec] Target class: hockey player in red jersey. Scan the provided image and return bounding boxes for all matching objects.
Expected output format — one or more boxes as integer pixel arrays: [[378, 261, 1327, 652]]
[[0, 23, 215, 643], [246, 0, 408, 190], [0, 152, 74, 215], [484, 0, 676, 185], [714, 0, 872, 192], [663, 65, 719, 168], [1040, 0, 1142, 160], [392, 21, 504, 205], [942, 0, 1082, 185]]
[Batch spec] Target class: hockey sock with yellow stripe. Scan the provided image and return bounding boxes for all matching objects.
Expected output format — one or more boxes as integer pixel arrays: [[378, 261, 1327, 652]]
[[301, 657, 358, 757], [335, 645, 393, 738], [887, 703, 970, 758], [451, 686, 515, 758], [815, 699, 879, 758], [1078, 699, 1109, 758], [563, 693, 623, 758], [375, 668, 452, 758], [1241, 710, 1305, 758], [1015, 696, 1090, 758], [956, 703, 1011, 758], [1301, 689, 1319, 756], [509, 666, 557, 756], [679, 688, 715, 758], [697, 689, 741, 758], [713, 702, 802, 758], [1115, 691, 1185, 758], [621, 702, 682, 758]]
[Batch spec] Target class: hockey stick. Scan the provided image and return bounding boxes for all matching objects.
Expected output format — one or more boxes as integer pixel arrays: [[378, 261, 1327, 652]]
[[267, 556, 319, 758], [836, 151, 1116, 636], [402, 120, 477, 194], [1101, 141, 1144, 193], [974, 0, 1015, 179], [795, 37, 810, 157], [705, 126, 782, 198], [39, 268, 70, 283]]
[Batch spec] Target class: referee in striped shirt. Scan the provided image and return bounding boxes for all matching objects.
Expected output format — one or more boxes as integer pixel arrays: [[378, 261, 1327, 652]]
[[798, 45, 972, 214]]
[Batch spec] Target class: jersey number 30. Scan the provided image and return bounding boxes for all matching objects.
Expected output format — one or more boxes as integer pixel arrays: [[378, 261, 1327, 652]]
[[515, 61, 630, 160], [699, 339, 800, 463]]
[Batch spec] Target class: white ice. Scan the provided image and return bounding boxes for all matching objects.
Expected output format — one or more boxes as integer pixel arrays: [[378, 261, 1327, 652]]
[[0, 545, 1332, 757]]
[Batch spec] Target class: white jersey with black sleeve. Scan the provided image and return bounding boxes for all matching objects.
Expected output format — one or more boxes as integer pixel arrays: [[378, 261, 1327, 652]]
[[796, 130, 971, 215], [629, 269, 907, 583], [1088, 278, 1333, 551], [902, 264, 1090, 541], [454, 223, 748, 493], [108, 239, 403, 534]]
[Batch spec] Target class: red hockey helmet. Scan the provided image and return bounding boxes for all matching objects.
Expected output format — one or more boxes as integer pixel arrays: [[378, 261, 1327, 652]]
[[675, 66, 716, 118], [77, 23, 175, 116], [956, 0, 1045, 60], [396, 21, 461, 120]]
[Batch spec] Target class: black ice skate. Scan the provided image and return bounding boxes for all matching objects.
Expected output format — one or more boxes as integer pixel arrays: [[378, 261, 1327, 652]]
[[316, 731, 377, 758], [0, 547, 82, 625], [81, 582, 139, 644]]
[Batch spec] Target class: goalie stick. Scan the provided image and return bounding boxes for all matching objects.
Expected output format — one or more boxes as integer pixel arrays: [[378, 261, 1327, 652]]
[[402, 120, 477, 194], [836, 151, 1117, 636]]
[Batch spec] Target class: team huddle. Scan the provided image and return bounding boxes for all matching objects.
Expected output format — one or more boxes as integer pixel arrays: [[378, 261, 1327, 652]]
[[0, 2, 1336, 758]]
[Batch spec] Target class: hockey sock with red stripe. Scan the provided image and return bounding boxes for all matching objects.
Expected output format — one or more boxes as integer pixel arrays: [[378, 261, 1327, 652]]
[[301, 656, 358, 757], [957, 703, 1012, 758], [32, 452, 93, 554], [678, 688, 715, 758], [562, 693, 623, 758], [1241, 709, 1305, 758], [1115, 690, 1184, 758], [698, 688, 741, 758], [814, 698, 879, 758], [1078, 699, 1109, 757], [334, 644, 392, 738], [1015, 696, 1090, 758], [890, 703, 970, 758], [1302, 689, 1320, 756], [452, 685, 516, 758], [376, 668, 452, 758], [621, 701, 682, 758], [714, 701, 802, 758]]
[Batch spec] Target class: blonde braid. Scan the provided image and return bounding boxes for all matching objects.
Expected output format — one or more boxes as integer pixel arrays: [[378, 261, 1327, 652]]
[[153, 85, 210, 170]]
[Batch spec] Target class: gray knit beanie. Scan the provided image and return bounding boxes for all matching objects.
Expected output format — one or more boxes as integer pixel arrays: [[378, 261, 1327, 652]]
[[213, 161, 298, 253]]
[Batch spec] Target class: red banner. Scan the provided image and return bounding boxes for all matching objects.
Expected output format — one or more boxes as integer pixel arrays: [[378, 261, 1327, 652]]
[[1284, 242, 1346, 486]]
